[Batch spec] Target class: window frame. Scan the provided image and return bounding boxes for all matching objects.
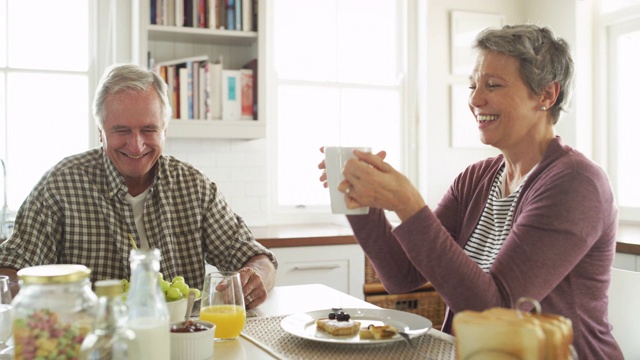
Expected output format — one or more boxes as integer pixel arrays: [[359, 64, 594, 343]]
[[0, 0, 102, 212], [264, 0, 424, 225], [600, 5, 640, 224]]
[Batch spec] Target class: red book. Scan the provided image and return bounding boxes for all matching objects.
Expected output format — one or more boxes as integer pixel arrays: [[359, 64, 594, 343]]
[[240, 69, 253, 120]]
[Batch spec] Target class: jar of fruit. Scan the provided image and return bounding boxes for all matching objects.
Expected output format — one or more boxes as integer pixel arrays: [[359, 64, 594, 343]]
[[11, 264, 98, 360]]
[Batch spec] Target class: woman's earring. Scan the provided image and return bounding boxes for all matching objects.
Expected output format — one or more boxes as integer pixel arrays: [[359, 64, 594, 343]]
[[540, 106, 547, 111]]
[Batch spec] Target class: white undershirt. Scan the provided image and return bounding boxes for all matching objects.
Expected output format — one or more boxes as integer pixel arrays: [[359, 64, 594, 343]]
[[124, 188, 151, 249]]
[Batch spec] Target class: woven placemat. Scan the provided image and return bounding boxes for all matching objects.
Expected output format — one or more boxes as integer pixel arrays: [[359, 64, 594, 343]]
[[241, 315, 456, 360]]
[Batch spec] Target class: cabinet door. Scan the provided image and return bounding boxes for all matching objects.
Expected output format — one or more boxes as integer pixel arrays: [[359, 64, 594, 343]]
[[613, 252, 638, 271], [270, 245, 365, 300]]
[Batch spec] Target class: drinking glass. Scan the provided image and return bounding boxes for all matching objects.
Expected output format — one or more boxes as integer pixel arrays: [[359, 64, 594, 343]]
[[0, 275, 12, 347], [199, 271, 246, 341]]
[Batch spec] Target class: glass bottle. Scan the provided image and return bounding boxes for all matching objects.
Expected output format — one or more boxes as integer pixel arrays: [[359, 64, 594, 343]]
[[126, 248, 170, 360], [80, 279, 136, 359], [11, 264, 97, 359]]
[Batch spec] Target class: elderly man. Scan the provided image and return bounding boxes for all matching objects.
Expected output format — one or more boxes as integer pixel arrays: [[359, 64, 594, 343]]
[[0, 63, 276, 309]]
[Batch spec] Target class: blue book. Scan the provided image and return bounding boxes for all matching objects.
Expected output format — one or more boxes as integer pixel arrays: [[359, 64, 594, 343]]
[[227, 0, 236, 30]]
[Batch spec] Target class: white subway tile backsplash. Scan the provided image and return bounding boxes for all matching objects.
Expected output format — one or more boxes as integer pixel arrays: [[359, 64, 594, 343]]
[[163, 138, 268, 227]]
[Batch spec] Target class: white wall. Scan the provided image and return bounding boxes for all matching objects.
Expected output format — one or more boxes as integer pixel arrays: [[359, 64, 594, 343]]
[[163, 138, 270, 226], [421, 0, 526, 206]]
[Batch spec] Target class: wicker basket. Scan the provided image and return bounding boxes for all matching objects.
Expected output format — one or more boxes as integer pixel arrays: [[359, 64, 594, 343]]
[[364, 256, 446, 329], [365, 290, 447, 329], [365, 256, 381, 284]]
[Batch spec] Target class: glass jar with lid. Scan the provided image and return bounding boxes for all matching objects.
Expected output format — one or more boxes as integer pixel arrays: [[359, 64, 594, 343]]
[[11, 264, 98, 359]]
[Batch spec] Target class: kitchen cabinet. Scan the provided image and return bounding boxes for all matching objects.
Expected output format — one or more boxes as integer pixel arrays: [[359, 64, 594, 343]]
[[268, 244, 365, 300], [613, 253, 639, 271], [131, 0, 265, 139], [614, 224, 640, 272]]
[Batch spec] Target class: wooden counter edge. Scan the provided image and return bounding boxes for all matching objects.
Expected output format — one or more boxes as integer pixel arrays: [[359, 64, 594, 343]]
[[256, 235, 357, 248]]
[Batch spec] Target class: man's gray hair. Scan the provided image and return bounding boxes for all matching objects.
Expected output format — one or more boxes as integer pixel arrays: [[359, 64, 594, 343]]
[[93, 63, 172, 129]]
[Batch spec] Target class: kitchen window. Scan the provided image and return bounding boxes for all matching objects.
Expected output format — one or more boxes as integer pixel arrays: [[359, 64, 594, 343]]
[[266, 0, 421, 223], [603, 3, 640, 223], [0, 0, 94, 213]]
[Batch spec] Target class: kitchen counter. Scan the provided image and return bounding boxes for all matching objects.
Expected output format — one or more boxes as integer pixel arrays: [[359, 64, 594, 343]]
[[251, 223, 640, 256], [251, 223, 356, 248], [617, 224, 640, 255]]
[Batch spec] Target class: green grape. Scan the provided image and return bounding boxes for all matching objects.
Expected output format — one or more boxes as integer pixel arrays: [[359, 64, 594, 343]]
[[191, 288, 201, 299], [175, 282, 190, 296], [166, 287, 183, 301], [120, 274, 200, 303], [160, 280, 171, 292]]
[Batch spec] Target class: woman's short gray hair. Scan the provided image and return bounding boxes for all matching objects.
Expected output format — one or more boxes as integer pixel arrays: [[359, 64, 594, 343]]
[[473, 24, 574, 124], [93, 63, 172, 129]]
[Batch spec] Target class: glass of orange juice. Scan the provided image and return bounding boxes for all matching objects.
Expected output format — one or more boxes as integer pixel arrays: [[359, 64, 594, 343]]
[[199, 271, 246, 341]]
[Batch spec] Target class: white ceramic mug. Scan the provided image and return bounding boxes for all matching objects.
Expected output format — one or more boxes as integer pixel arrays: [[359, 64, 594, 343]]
[[324, 146, 371, 215]]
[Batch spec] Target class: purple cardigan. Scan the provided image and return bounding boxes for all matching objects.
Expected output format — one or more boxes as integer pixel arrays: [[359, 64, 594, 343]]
[[348, 137, 622, 359]]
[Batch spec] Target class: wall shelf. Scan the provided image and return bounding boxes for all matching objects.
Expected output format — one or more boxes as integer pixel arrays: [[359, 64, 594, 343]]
[[147, 25, 258, 46], [166, 119, 265, 139]]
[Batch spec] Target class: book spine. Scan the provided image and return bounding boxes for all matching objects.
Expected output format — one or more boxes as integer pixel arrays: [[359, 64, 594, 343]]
[[175, 0, 184, 26], [187, 61, 194, 119], [222, 70, 241, 120], [240, 69, 253, 120], [208, 0, 216, 29], [242, 59, 257, 119], [235, 0, 241, 31], [242, 0, 252, 31], [218, 0, 226, 29], [211, 62, 223, 119], [226, 0, 235, 30], [179, 66, 188, 119]]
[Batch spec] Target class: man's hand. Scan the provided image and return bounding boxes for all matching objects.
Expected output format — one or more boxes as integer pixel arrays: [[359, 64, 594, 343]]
[[237, 255, 276, 309]]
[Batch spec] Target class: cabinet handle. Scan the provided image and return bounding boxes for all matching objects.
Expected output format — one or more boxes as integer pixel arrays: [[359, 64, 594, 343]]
[[292, 264, 341, 271]]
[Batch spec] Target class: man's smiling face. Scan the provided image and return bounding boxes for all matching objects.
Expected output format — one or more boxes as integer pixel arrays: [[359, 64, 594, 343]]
[[99, 86, 166, 193]]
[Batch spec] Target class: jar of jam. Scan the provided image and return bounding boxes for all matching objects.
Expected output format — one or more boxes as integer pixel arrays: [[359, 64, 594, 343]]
[[11, 264, 98, 359]]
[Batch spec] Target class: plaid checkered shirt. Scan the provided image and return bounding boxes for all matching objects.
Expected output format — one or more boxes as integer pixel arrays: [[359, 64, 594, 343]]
[[0, 148, 276, 289]]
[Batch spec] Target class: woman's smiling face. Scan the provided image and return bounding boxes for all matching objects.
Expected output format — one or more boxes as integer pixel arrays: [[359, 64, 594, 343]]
[[99, 86, 166, 191], [468, 50, 545, 150]]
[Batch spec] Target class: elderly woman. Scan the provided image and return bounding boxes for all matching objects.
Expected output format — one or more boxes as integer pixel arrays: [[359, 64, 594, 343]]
[[319, 24, 622, 358]]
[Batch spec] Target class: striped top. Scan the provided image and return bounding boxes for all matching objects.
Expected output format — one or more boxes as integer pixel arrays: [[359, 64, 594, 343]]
[[464, 165, 534, 272]]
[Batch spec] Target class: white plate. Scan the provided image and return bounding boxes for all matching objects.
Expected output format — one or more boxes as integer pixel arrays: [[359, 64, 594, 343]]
[[280, 308, 432, 345]]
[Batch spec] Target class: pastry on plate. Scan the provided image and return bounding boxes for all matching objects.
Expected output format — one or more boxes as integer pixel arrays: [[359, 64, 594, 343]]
[[316, 317, 361, 336], [359, 324, 399, 340]]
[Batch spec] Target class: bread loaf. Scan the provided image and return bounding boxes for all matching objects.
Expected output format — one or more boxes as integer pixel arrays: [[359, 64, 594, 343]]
[[453, 303, 573, 360], [453, 309, 546, 360]]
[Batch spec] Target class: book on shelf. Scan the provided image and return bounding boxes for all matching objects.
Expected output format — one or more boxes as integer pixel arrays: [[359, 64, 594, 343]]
[[242, 59, 257, 119], [149, 0, 254, 30], [235, 0, 242, 31], [208, 0, 218, 29], [155, 55, 209, 120], [198, 62, 207, 120], [240, 68, 253, 120], [153, 54, 253, 122], [222, 70, 242, 120], [207, 59, 223, 119], [175, 0, 184, 26], [242, 0, 253, 31], [178, 66, 189, 119], [226, 0, 236, 30]]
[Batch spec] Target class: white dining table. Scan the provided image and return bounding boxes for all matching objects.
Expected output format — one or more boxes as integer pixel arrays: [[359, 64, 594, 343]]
[[217, 283, 457, 360]]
